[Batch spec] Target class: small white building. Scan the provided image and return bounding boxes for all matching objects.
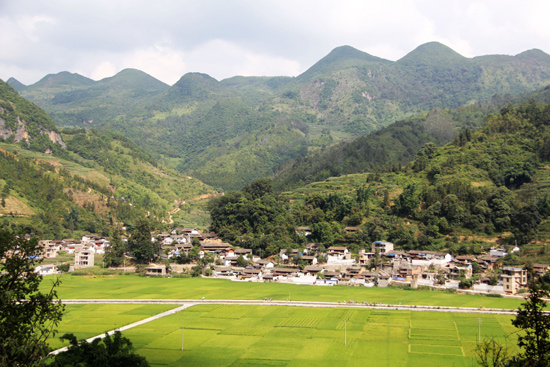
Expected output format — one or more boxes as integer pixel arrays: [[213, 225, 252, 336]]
[[35, 264, 57, 276]]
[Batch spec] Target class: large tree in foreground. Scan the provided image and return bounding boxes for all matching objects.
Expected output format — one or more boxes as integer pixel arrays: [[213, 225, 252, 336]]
[[511, 279, 550, 366], [0, 229, 64, 366]]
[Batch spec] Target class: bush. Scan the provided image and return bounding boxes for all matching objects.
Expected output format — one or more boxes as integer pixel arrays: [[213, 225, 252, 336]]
[[57, 264, 70, 272], [459, 278, 474, 289]]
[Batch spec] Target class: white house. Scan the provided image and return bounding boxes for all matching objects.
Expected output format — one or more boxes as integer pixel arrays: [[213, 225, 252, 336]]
[[35, 264, 57, 276]]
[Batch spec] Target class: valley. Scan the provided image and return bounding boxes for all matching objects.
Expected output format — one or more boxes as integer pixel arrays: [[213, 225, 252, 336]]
[[3, 40, 550, 366]]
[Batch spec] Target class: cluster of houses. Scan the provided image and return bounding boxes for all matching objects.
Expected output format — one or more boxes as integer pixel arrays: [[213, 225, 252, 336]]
[[33, 227, 544, 296], [194, 239, 535, 295], [153, 229, 539, 295], [34, 236, 108, 275]]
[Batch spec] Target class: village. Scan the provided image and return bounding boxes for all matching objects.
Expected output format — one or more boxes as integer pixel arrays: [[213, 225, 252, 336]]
[[33, 226, 542, 297]]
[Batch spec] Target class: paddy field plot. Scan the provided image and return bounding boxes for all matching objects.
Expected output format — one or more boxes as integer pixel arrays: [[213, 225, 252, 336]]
[[53, 303, 519, 367], [42, 275, 523, 309]]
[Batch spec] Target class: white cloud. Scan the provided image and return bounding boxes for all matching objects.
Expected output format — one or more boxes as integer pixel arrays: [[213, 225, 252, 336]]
[[0, 17, 28, 61], [90, 61, 117, 81], [184, 39, 301, 81], [122, 45, 187, 85], [17, 15, 56, 42], [1, 0, 549, 85]]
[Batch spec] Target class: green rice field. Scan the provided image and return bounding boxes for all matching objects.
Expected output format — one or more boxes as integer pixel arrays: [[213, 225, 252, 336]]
[[51, 304, 520, 367], [48, 304, 177, 350], [41, 275, 523, 309]]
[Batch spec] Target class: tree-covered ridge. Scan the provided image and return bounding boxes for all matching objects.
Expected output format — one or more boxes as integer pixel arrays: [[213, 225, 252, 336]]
[[209, 101, 550, 258], [209, 178, 298, 255], [12, 43, 550, 191], [272, 98, 507, 191]]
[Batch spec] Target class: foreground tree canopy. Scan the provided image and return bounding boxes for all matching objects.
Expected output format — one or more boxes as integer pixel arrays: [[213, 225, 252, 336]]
[[0, 229, 64, 366], [50, 331, 150, 367]]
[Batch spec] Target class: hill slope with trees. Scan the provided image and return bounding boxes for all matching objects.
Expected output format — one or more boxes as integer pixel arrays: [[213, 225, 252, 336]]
[[208, 100, 550, 261], [0, 80, 214, 238]]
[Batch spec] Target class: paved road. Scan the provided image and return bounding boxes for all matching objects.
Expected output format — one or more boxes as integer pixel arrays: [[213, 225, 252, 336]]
[[60, 298, 518, 314], [50, 298, 517, 356]]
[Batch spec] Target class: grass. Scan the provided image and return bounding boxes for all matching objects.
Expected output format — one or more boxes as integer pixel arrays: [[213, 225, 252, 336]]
[[41, 275, 524, 309], [91, 304, 519, 367], [44, 277, 525, 366]]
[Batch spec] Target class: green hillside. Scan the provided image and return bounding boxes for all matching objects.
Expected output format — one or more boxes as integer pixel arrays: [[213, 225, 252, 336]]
[[273, 85, 550, 191], [0, 80, 215, 237], [13, 42, 550, 190], [209, 100, 550, 260], [272, 100, 505, 191]]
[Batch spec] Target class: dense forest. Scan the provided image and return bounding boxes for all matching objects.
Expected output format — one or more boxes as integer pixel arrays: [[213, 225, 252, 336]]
[[209, 101, 550, 258]]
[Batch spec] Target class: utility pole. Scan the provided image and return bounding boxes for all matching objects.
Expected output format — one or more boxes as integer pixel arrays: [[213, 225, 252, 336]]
[[478, 318, 482, 342]]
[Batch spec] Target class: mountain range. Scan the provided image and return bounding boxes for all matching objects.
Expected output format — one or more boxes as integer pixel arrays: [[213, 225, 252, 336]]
[[8, 42, 550, 190]]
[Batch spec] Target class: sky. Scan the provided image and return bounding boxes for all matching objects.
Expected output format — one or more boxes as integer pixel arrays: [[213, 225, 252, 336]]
[[1, 0, 549, 86]]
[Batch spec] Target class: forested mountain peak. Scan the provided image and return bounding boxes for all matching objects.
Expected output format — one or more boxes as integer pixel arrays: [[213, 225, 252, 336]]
[[164, 72, 226, 102], [210, 100, 550, 259], [32, 71, 94, 89], [298, 45, 389, 80], [6, 78, 26, 92], [397, 41, 468, 66], [96, 68, 168, 91], [514, 49, 550, 63], [0, 83, 215, 237]]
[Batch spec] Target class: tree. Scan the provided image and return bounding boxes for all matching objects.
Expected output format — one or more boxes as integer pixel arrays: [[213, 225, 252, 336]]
[[511, 203, 542, 245], [0, 229, 64, 366], [128, 219, 155, 263], [242, 178, 273, 199], [50, 331, 149, 366], [475, 337, 513, 367], [394, 184, 420, 217], [188, 245, 200, 262], [236, 255, 249, 267], [197, 252, 214, 274], [511, 280, 550, 366], [104, 230, 126, 267]]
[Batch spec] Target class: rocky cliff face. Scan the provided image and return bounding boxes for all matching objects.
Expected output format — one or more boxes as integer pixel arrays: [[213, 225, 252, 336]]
[[0, 115, 66, 149]]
